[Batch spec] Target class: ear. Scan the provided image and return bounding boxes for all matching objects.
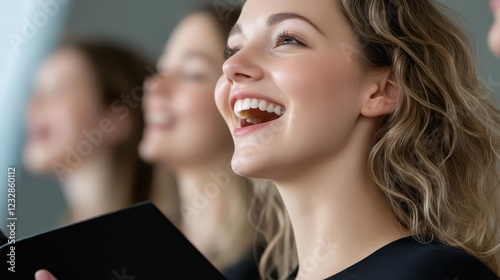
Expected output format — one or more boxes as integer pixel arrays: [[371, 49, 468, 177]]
[[360, 71, 402, 118]]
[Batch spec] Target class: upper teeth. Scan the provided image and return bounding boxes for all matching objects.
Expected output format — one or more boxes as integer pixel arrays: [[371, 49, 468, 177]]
[[233, 98, 285, 120], [147, 114, 172, 125]]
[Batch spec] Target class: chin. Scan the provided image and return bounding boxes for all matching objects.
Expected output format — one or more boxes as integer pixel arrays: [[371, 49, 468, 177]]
[[230, 151, 281, 180], [23, 153, 52, 174], [231, 157, 254, 177], [138, 142, 162, 163]]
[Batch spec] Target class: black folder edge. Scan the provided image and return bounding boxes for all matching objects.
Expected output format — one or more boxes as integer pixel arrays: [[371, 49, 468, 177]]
[[0, 201, 154, 247], [0, 201, 227, 279], [0, 228, 7, 247]]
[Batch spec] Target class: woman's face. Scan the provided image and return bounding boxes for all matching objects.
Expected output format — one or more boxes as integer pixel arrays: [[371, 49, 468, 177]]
[[215, 0, 373, 179], [489, 0, 500, 56], [24, 48, 105, 173], [139, 13, 233, 166]]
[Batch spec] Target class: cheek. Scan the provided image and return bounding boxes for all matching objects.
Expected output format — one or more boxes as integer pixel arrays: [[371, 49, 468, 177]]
[[166, 85, 232, 161], [263, 53, 361, 166], [215, 77, 231, 122], [274, 52, 358, 122], [177, 87, 209, 115], [32, 99, 79, 150], [38, 94, 104, 166], [24, 100, 84, 171], [170, 85, 229, 151], [59, 96, 102, 142], [177, 85, 225, 131]]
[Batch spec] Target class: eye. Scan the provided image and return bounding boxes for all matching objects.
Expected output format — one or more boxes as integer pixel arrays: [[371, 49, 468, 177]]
[[276, 31, 303, 47], [224, 46, 240, 60], [179, 71, 208, 82]]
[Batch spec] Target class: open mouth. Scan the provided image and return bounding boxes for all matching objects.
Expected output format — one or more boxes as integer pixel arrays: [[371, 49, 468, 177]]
[[233, 98, 285, 128], [146, 112, 175, 130], [28, 125, 50, 142]]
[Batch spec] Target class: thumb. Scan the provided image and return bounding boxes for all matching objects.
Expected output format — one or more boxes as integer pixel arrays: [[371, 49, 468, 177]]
[[35, 269, 57, 280]]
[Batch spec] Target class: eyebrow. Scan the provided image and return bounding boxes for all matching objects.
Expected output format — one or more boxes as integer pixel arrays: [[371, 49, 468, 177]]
[[184, 52, 218, 65], [229, 12, 326, 38]]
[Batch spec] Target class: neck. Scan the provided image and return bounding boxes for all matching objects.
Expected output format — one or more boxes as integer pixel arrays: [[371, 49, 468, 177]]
[[61, 152, 133, 223], [149, 165, 180, 224], [171, 153, 254, 271], [276, 120, 408, 279]]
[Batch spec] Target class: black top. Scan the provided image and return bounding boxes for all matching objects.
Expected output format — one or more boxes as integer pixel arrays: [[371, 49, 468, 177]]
[[286, 236, 499, 280], [223, 249, 261, 280]]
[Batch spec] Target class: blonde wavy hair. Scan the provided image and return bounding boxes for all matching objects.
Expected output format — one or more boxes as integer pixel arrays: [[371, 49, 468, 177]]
[[254, 0, 500, 278]]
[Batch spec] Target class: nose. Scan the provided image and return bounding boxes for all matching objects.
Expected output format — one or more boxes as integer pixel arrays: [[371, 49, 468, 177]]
[[222, 47, 264, 84], [27, 92, 43, 114], [26, 92, 45, 126]]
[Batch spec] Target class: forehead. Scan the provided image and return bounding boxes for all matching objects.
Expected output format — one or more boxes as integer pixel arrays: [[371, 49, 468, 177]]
[[157, 13, 224, 71], [231, 0, 357, 48], [238, 0, 337, 28], [37, 48, 93, 85]]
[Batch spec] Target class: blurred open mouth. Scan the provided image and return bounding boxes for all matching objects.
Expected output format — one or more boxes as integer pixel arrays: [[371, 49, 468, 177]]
[[233, 97, 285, 129], [146, 113, 175, 130], [28, 125, 50, 142], [492, 0, 500, 11]]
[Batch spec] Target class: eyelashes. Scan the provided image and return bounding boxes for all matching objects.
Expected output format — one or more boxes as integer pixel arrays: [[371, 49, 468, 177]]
[[224, 30, 305, 60], [276, 30, 302, 46], [224, 45, 239, 60]]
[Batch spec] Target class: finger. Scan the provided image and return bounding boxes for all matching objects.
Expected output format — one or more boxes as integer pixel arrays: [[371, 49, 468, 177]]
[[35, 269, 58, 280]]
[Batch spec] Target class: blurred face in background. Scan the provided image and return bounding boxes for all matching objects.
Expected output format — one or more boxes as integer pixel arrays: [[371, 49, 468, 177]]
[[24, 48, 108, 172], [139, 13, 233, 167], [489, 0, 500, 56]]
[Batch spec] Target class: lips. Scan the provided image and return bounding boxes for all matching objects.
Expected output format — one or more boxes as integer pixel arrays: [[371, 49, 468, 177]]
[[28, 125, 50, 142], [492, 0, 500, 12]]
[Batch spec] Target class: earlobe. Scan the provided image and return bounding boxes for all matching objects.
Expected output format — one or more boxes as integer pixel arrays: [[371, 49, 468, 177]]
[[360, 75, 402, 118], [360, 96, 399, 117]]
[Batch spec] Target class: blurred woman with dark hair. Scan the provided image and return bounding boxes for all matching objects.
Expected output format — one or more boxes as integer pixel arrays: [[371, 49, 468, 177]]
[[24, 40, 178, 224]]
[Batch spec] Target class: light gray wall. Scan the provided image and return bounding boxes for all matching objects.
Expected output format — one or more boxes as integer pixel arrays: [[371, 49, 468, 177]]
[[13, 0, 500, 238], [441, 0, 500, 95], [63, 0, 203, 60]]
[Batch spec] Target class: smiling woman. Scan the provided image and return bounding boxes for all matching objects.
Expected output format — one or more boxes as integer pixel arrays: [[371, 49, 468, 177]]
[[24, 40, 156, 224], [216, 0, 500, 279], [137, 3, 264, 280]]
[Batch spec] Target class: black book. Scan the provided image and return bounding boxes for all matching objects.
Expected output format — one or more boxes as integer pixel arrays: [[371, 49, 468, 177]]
[[0, 201, 226, 280]]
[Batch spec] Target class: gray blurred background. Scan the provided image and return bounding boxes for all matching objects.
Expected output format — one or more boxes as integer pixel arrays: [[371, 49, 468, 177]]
[[0, 0, 498, 238]]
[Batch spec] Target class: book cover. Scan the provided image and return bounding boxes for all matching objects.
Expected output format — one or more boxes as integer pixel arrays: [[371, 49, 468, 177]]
[[0, 201, 226, 280]]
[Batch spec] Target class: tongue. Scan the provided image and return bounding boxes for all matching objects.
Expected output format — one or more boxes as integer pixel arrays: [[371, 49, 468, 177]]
[[240, 108, 282, 128], [241, 119, 253, 128], [243, 108, 279, 124]]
